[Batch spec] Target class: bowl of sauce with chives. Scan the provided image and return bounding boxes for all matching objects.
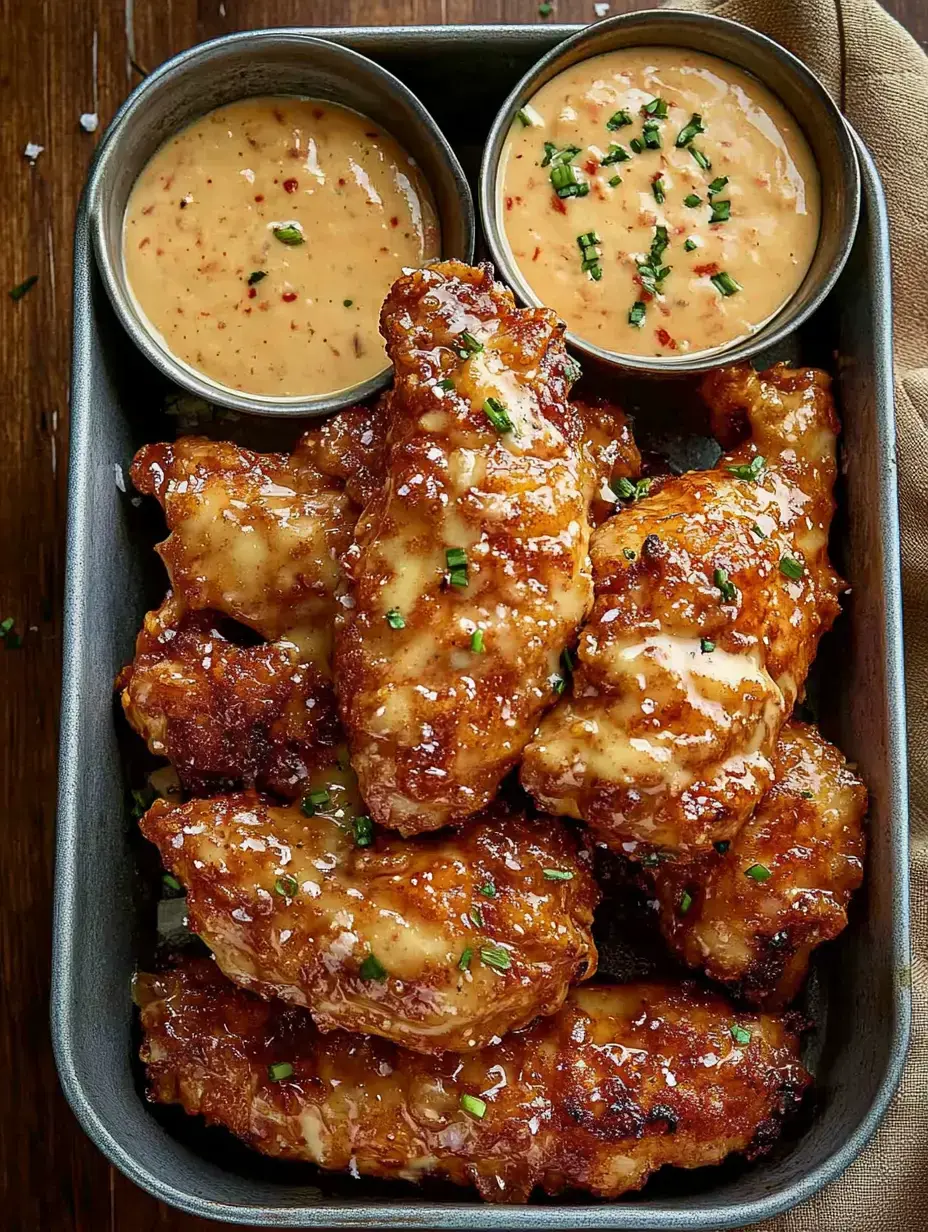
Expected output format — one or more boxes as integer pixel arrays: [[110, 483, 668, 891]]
[[480, 12, 859, 375]]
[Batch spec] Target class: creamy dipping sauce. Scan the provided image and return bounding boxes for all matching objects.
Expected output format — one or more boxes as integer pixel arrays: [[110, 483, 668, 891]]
[[124, 96, 440, 397], [499, 48, 820, 358]]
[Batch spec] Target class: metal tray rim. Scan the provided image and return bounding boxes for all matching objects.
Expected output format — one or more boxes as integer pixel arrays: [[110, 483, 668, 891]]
[[52, 23, 911, 1230]]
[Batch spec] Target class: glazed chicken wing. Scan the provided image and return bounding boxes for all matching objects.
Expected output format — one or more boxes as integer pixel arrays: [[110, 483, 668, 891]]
[[522, 364, 843, 855], [336, 260, 593, 834], [645, 722, 866, 1007], [117, 595, 339, 798], [138, 959, 809, 1202], [140, 784, 598, 1053]]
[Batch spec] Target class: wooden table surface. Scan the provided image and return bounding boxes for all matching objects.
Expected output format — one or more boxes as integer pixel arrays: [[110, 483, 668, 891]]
[[0, 1, 924, 1227]]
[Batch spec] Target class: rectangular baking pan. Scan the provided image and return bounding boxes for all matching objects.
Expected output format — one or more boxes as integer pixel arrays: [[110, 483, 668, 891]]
[[52, 23, 911, 1229]]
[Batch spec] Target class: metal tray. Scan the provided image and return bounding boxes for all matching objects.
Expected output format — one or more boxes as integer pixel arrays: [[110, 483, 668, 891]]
[[52, 23, 911, 1229]]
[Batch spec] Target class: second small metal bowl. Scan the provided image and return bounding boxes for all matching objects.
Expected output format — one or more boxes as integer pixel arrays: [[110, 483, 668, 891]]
[[88, 29, 475, 417], [480, 10, 861, 376]]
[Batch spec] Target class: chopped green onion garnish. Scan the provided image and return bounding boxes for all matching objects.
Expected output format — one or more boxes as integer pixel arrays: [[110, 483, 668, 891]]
[[675, 113, 705, 147], [683, 194, 702, 208], [484, 396, 514, 433], [247, 270, 267, 286], [541, 141, 558, 167], [343, 298, 353, 307], [628, 300, 646, 327], [273, 224, 304, 245], [479, 882, 496, 898], [460, 1093, 487, 1118], [690, 147, 712, 171], [446, 547, 469, 588], [714, 567, 737, 603], [550, 162, 578, 192], [469, 905, 485, 928], [801, 790, 814, 799], [456, 330, 484, 359], [353, 815, 374, 848], [642, 120, 662, 150], [608, 174, 622, 187], [630, 137, 643, 154], [564, 355, 582, 384], [623, 548, 637, 560], [601, 143, 630, 166], [274, 874, 299, 897], [727, 455, 766, 482], [470, 629, 485, 653], [10, 274, 38, 301], [707, 176, 729, 196], [684, 238, 698, 252], [651, 177, 666, 204], [679, 890, 693, 915], [162, 873, 182, 893], [480, 945, 512, 972], [714, 840, 730, 855], [386, 608, 405, 629], [516, 108, 531, 127], [359, 952, 387, 981], [607, 109, 633, 130], [0, 618, 13, 636], [709, 199, 731, 223], [458, 946, 473, 971], [437, 377, 455, 391], [612, 476, 651, 501], [700, 638, 715, 653], [745, 863, 772, 883], [780, 556, 804, 580], [543, 868, 574, 881], [711, 271, 742, 297], [268, 1061, 293, 1081], [751, 523, 767, 539], [577, 230, 600, 248], [643, 97, 669, 118], [730, 1024, 752, 1046], [651, 225, 669, 258], [538, 1, 552, 15]]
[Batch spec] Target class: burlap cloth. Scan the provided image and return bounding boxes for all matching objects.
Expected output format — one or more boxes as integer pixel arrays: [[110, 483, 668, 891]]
[[665, 1, 927, 1227]]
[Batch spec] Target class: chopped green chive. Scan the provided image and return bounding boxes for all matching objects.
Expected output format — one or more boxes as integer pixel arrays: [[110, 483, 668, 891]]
[[751, 523, 767, 539], [675, 113, 705, 147], [690, 147, 712, 171], [10, 274, 38, 301], [628, 300, 646, 327], [353, 815, 374, 847], [643, 97, 669, 119], [437, 377, 455, 391], [623, 548, 637, 560], [780, 556, 804, 580], [711, 272, 742, 297], [541, 141, 558, 167], [730, 1024, 752, 1046], [745, 863, 773, 883], [679, 890, 693, 915], [458, 946, 473, 971], [268, 1061, 293, 1081], [601, 143, 631, 166], [460, 1093, 487, 1118], [272, 224, 304, 245], [551, 161, 584, 197], [385, 608, 405, 629], [707, 176, 729, 196], [608, 174, 622, 187], [607, 110, 633, 130], [470, 628, 485, 654], [301, 788, 331, 816], [714, 567, 737, 603], [343, 298, 353, 307], [577, 230, 603, 281], [538, 1, 552, 15], [563, 355, 582, 384], [709, 199, 731, 223], [446, 547, 469, 588], [683, 194, 702, 208], [516, 108, 531, 127], [480, 945, 512, 972], [274, 874, 298, 897], [479, 882, 496, 898], [642, 120, 662, 150], [455, 330, 483, 359], [162, 873, 182, 893], [700, 638, 715, 653], [714, 840, 731, 855], [651, 177, 666, 204], [0, 618, 13, 636], [469, 905, 485, 928], [484, 396, 514, 433], [630, 137, 644, 155], [247, 270, 267, 286], [543, 868, 574, 881], [801, 789, 814, 799], [613, 476, 651, 501], [684, 238, 698, 252], [359, 952, 387, 981], [727, 455, 766, 482], [130, 786, 156, 819]]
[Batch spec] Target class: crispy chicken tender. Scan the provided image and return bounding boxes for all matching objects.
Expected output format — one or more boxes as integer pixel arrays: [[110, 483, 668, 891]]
[[140, 787, 598, 1053], [117, 595, 339, 798], [645, 722, 866, 1007], [522, 364, 843, 855], [336, 260, 594, 834], [138, 959, 809, 1202]]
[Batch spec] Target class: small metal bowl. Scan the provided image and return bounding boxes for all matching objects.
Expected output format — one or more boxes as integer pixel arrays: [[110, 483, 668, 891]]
[[88, 29, 475, 417], [479, 9, 860, 376]]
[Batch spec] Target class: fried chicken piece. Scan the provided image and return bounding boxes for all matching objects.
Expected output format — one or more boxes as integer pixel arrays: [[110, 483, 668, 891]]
[[130, 433, 355, 664], [573, 395, 643, 526], [117, 595, 339, 798], [138, 959, 809, 1202], [140, 784, 598, 1053], [645, 722, 866, 1007], [294, 396, 388, 512], [522, 364, 843, 856], [336, 260, 593, 834]]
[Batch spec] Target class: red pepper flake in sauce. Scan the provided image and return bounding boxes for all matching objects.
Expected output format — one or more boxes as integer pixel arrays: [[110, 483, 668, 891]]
[[506, 196, 515, 211], [283, 178, 298, 193], [389, 216, 399, 228], [254, 194, 264, 202], [694, 262, 721, 277], [532, 246, 542, 261], [282, 291, 298, 303], [583, 158, 599, 176], [248, 287, 257, 299], [551, 194, 567, 215], [655, 328, 677, 349]]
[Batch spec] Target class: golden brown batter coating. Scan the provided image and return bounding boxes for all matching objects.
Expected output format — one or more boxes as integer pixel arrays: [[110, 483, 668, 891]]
[[336, 260, 593, 834], [117, 595, 339, 798], [573, 395, 643, 527], [645, 722, 866, 1007], [294, 396, 388, 512], [522, 364, 843, 856], [140, 786, 598, 1053], [138, 959, 809, 1202]]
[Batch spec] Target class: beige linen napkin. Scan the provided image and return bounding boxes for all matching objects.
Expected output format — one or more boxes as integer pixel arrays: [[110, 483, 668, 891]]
[[667, 1, 928, 1227]]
